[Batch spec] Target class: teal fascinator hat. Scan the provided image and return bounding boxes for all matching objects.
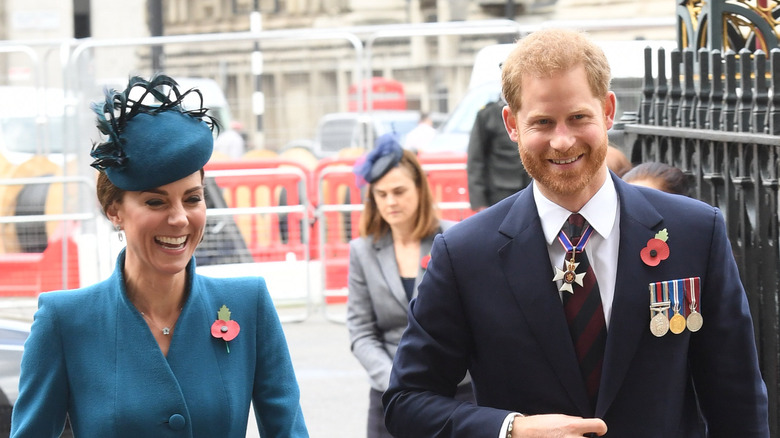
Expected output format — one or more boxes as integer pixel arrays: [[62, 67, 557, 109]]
[[90, 74, 218, 191]]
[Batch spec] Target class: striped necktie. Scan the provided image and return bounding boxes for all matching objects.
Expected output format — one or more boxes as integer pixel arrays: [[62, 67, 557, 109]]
[[561, 213, 607, 405]]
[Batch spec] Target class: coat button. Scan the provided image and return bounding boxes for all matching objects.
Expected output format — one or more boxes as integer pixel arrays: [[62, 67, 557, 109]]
[[168, 414, 186, 430]]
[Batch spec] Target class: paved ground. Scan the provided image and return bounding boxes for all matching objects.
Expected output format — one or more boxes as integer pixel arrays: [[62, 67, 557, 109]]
[[1, 300, 370, 438], [273, 304, 369, 437]]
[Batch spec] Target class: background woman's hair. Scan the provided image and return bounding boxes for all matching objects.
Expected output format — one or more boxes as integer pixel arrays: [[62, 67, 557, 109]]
[[623, 162, 689, 196], [359, 149, 439, 241]]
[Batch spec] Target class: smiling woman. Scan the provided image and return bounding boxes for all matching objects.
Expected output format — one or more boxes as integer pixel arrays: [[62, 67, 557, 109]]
[[10, 75, 309, 438]]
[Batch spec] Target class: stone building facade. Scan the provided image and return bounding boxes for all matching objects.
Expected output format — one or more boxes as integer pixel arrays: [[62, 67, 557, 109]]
[[1, 0, 676, 150]]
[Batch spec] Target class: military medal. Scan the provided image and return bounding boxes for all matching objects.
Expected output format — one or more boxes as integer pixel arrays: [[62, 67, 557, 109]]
[[649, 283, 670, 337], [552, 257, 585, 294], [685, 277, 703, 332], [668, 280, 687, 334], [552, 223, 594, 294], [669, 312, 686, 334], [686, 306, 703, 332], [650, 307, 670, 337]]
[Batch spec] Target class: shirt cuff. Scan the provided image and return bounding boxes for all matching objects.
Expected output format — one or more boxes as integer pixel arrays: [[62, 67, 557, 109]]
[[498, 413, 522, 438]]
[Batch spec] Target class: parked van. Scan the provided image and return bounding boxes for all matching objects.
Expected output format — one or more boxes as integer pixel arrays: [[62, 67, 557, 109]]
[[423, 39, 678, 154], [311, 110, 421, 158], [174, 77, 233, 131]]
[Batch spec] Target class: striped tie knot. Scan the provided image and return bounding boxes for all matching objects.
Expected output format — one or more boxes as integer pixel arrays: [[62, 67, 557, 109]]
[[566, 213, 586, 243]]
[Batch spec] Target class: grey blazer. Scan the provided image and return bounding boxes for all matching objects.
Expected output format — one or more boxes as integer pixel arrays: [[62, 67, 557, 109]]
[[346, 223, 448, 391]]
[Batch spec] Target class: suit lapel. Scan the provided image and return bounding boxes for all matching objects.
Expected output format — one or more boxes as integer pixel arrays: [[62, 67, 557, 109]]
[[374, 233, 409, 307], [497, 189, 592, 415], [595, 176, 664, 416]]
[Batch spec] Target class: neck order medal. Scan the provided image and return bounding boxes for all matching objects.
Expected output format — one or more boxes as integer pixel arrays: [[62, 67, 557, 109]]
[[552, 223, 594, 294], [553, 253, 585, 294]]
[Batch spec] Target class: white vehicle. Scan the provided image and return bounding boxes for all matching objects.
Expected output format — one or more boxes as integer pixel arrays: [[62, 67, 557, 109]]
[[0, 87, 72, 166], [423, 40, 678, 154], [173, 77, 234, 131], [311, 110, 421, 158]]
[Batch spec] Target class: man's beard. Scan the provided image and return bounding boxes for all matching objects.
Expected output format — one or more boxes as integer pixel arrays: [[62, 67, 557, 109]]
[[518, 136, 608, 197]]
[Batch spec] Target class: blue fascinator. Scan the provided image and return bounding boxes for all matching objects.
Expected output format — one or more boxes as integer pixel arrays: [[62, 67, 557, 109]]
[[353, 133, 404, 188], [90, 74, 218, 191]]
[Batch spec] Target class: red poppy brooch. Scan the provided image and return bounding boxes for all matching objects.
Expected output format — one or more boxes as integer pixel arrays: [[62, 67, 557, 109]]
[[421, 254, 431, 270], [211, 305, 240, 353], [641, 228, 670, 267]]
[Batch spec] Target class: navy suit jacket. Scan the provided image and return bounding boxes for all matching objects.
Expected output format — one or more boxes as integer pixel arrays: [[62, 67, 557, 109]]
[[11, 251, 308, 438], [384, 173, 769, 437]]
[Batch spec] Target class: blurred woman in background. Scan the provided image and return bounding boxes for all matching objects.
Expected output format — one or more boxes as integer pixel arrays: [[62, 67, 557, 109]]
[[347, 134, 473, 438]]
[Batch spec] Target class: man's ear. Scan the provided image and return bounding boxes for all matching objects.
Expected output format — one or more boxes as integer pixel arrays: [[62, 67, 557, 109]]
[[502, 105, 519, 143], [604, 91, 617, 130]]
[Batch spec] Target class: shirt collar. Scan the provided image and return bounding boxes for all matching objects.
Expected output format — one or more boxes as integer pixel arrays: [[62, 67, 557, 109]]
[[533, 175, 618, 245]]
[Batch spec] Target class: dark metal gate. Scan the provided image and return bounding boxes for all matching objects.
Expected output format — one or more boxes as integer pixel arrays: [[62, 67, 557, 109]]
[[622, 44, 780, 435]]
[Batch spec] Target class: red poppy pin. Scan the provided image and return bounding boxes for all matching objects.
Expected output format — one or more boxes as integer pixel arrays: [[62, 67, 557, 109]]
[[421, 254, 431, 270], [641, 228, 670, 267], [211, 305, 240, 353]]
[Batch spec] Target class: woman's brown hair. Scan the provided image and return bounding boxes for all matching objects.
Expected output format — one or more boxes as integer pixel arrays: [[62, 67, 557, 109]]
[[359, 149, 439, 242], [95, 168, 205, 217]]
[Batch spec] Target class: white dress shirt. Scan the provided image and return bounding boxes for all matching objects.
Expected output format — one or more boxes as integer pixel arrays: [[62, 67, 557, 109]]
[[533, 176, 621, 327]]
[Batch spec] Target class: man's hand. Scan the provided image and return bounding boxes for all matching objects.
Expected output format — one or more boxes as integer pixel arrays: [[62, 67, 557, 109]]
[[511, 414, 608, 437]]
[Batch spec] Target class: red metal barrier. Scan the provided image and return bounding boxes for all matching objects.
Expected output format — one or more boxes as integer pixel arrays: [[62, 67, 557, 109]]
[[313, 157, 362, 299], [419, 152, 477, 222], [205, 159, 313, 262], [0, 224, 79, 296]]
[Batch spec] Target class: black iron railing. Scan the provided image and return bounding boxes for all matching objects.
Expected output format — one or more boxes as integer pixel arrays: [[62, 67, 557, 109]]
[[622, 45, 780, 435]]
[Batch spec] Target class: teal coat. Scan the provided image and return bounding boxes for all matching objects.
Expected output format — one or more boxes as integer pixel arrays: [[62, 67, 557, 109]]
[[11, 251, 308, 437]]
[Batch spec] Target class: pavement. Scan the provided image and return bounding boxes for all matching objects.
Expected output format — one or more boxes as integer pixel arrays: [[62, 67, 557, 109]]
[[274, 304, 369, 438], [0, 299, 370, 438]]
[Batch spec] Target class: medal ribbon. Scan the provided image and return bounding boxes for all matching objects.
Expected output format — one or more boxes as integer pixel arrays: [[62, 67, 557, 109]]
[[660, 281, 674, 319], [649, 283, 658, 319], [556, 224, 595, 255], [658, 281, 670, 318], [670, 280, 683, 315], [649, 282, 671, 319], [683, 277, 701, 316], [653, 282, 663, 303]]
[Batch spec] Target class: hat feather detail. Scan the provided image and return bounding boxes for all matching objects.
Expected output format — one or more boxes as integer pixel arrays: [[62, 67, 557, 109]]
[[90, 74, 219, 172]]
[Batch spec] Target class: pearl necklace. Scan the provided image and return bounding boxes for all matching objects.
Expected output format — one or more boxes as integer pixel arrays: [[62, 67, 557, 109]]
[[140, 308, 182, 336]]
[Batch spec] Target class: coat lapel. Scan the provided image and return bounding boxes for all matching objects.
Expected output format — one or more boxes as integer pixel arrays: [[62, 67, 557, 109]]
[[110, 253, 192, 426], [165, 273, 232, 434], [497, 189, 592, 415], [374, 233, 409, 307], [595, 176, 664, 416]]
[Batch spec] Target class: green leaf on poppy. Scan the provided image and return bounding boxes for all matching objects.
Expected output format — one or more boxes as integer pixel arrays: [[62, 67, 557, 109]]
[[654, 228, 669, 242], [217, 305, 232, 321]]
